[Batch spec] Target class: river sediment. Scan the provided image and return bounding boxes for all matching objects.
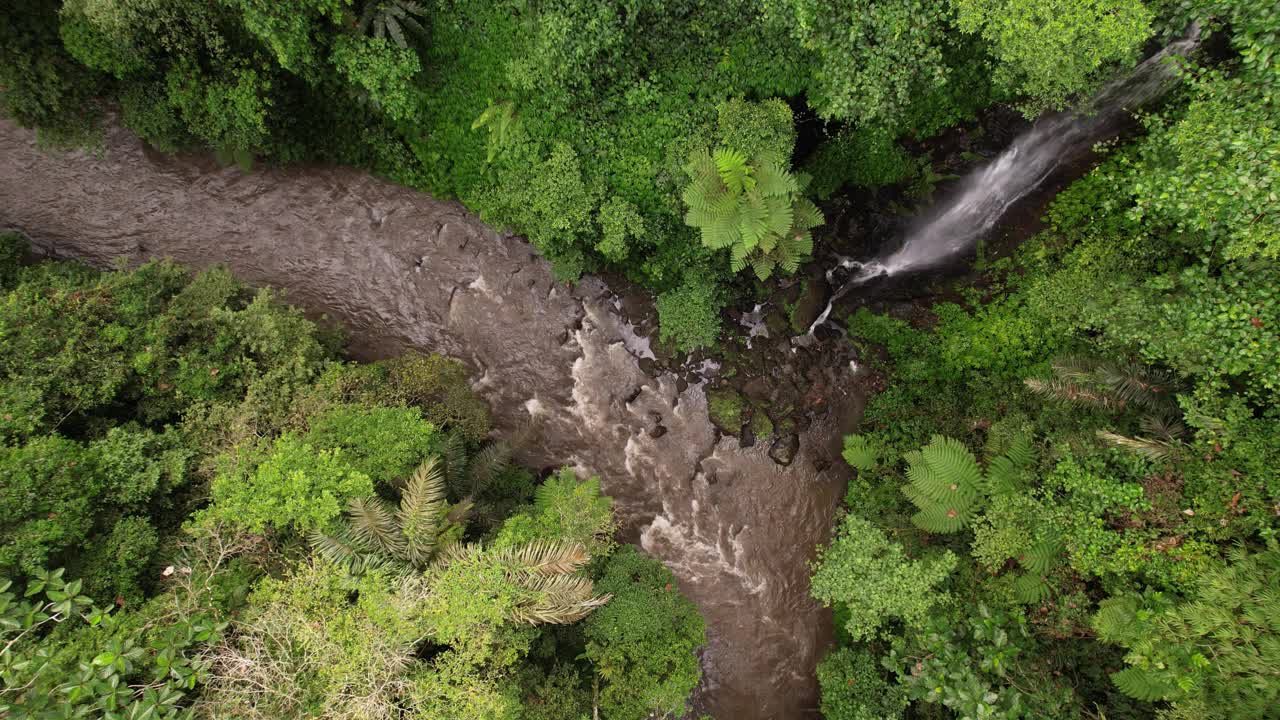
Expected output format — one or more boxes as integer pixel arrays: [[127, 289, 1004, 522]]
[[0, 120, 862, 719]]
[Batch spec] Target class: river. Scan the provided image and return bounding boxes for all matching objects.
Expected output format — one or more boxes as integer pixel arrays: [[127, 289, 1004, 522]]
[[0, 119, 861, 719]]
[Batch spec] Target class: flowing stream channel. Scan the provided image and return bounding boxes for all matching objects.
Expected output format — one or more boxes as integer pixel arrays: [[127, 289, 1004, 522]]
[[0, 120, 860, 719]]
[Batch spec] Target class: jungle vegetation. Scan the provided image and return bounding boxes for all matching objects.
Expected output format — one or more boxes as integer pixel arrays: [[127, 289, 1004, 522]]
[[0, 234, 705, 719], [811, 2, 1280, 717], [2, 1, 1278, 719]]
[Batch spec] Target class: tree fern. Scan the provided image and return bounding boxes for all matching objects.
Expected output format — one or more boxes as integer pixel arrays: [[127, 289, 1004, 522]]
[[903, 434, 1041, 534], [358, 0, 428, 49], [842, 434, 878, 471], [682, 146, 824, 280], [902, 435, 983, 533]]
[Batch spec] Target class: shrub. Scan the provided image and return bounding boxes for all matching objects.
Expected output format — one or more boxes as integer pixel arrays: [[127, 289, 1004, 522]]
[[206, 435, 374, 536], [583, 546, 705, 720], [302, 404, 439, 483], [810, 514, 956, 641], [817, 647, 909, 720], [656, 277, 722, 353]]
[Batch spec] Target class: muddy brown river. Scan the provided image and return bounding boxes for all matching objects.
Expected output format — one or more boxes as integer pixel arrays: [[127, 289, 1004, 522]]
[[0, 120, 861, 719]]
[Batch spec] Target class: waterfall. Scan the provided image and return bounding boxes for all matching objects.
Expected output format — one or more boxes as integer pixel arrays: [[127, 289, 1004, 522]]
[[807, 29, 1201, 336]]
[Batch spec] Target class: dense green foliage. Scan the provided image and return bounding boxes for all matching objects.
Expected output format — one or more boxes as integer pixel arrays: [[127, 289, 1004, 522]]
[[811, 7, 1280, 717], [5, 0, 1278, 717], [1, 0, 1166, 341], [0, 239, 705, 719]]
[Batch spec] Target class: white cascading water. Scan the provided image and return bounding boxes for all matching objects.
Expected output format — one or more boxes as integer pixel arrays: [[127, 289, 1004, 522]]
[[808, 28, 1201, 336]]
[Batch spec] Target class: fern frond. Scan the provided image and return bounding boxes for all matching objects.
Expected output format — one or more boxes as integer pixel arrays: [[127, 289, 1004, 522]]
[[789, 229, 813, 257], [910, 504, 968, 534], [754, 159, 798, 197], [737, 193, 769, 250], [1020, 538, 1062, 574], [984, 453, 1032, 496], [751, 254, 775, 281], [903, 436, 982, 533], [763, 196, 794, 239], [1005, 432, 1035, 467], [1092, 596, 1142, 644], [910, 436, 983, 503], [714, 148, 753, 193], [1111, 667, 1173, 702], [1013, 572, 1053, 604], [792, 198, 823, 230]]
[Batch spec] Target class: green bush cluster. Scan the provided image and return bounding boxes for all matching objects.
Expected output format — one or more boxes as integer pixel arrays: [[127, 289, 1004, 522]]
[[812, 9, 1280, 717], [0, 242, 707, 720]]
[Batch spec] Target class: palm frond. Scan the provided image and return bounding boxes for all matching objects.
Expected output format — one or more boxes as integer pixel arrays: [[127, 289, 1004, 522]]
[[466, 441, 512, 497], [511, 573, 611, 625], [496, 540, 590, 576], [398, 456, 448, 566], [430, 541, 482, 570], [310, 527, 381, 574], [1097, 430, 1181, 461], [1139, 413, 1186, 443], [440, 430, 468, 495], [359, 1, 429, 48], [347, 496, 406, 559]]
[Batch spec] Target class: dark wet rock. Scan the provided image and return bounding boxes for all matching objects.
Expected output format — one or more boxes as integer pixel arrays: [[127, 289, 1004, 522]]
[[764, 309, 789, 336], [769, 433, 800, 466], [706, 387, 746, 435], [741, 377, 771, 403], [789, 269, 830, 334], [749, 410, 774, 440]]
